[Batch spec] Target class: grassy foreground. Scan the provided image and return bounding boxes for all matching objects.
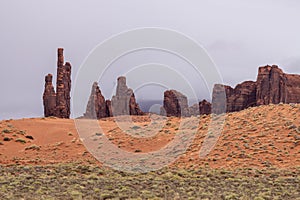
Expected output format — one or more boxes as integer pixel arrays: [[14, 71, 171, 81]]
[[0, 164, 299, 199]]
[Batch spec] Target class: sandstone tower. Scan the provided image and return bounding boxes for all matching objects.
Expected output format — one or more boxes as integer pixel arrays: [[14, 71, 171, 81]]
[[43, 48, 71, 118]]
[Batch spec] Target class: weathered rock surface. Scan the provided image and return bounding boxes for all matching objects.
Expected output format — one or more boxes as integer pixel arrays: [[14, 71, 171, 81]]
[[43, 74, 56, 117], [55, 48, 71, 118], [129, 93, 144, 115], [213, 81, 257, 113], [199, 99, 212, 115], [227, 81, 257, 112], [162, 90, 190, 117], [189, 103, 200, 116], [105, 100, 113, 117], [212, 65, 300, 114], [43, 48, 71, 118], [111, 76, 144, 116], [256, 65, 300, 105], [84, 82, 107, 119], [84, 76, 144, 119], [211, 84, 227, 114]]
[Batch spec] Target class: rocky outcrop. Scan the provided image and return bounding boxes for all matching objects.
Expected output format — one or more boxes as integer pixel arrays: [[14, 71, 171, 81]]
[[105, 100, 113, 117], [84, 82, 107, 119], [162, 90, 190, 117], [212, 65, 300, 114], [43, 48, 71, 118], [189, 103, 200, 116], [55, 48, 71, 118], [84, 76, 144, 119], [256, 65, 300, 105], [199, 99, 212, 115], [211, 84, 227, 114], [111, 76, 144, 116], [212, 81, 257, 113], [129, 93, 144, 115], [227, 81, 257, 112], [43, 74, 56, 117]]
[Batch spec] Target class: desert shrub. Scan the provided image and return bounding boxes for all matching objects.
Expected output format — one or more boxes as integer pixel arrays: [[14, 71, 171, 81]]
[[131, 125, 141, 130], [15, 138, 26, 144], [2, 129, 11, 133], [3, 137, 11, 141], [25, 144, 40, 150], [25, 135, 34, 140], [18, 130, 26, 135]]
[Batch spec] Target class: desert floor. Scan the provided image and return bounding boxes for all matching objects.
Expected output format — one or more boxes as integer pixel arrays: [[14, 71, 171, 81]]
[[0, 104, 299, 199]]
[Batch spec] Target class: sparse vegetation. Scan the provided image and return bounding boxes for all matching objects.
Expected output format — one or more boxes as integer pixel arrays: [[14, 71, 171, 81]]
[[15, 138, 26, 144], [131, 125, 141, 130], [0, 104, 299, 199], [25, 144, 41, 151], [2, 129, 11, 134], [0, 164, 298, 199]]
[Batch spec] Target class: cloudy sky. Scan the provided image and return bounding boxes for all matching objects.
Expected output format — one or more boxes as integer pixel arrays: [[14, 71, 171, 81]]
[[1, 0, 300, 119]]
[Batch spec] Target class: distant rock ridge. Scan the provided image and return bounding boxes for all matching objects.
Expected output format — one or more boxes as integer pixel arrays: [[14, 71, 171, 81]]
[[162, 65, 300, 117], [84, 76, 144, 119], [212, 65, 300, 114], [42, 52, 300, 119], [43, 48, 71, 118]]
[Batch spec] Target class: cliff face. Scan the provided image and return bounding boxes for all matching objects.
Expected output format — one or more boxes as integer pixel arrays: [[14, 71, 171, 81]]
[[162, 90, 190, 117], [212, 65, 300, 114], [256, 65, 300, 105], [43, 74, 56, 117], [164, 65, 300, 117], [199, 99, 212, 115], [43, 53, 300, 119], [215, 81, 257, 113], [111, 76, 144, 116], [84, 76, 144, 119], [43, 48, 71, 118], [84, 82, 107, 119]]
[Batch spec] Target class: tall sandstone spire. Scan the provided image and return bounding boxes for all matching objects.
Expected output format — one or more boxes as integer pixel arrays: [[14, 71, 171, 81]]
[[43, 74, 56, 117], [43, 48, 71, 118]]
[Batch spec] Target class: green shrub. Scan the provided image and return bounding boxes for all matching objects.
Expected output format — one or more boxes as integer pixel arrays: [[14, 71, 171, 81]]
[[15, 138, 26, 144]]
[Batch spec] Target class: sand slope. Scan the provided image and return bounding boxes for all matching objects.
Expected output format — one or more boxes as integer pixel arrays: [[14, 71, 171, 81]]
[[0, 103, 299, 169]]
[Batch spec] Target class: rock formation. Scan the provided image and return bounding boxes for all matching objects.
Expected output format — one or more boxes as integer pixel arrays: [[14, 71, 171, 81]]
[[55, 49, 71, 118], [43, 74, 56, 117], [129, 93, 144, 115], [162, 90, 190, 117], [212, 81, 257, 113], [199, 99, 212, 115], [211, 84, 227, 114], [84, 82, 107, 119], [43, 54, 300, 119], [164, 65, 300, 117], [43, 48, 71, 118], [111, 76, 144, 116], [256, 65, 300, 105], [105, 100, 113, 117], [84, 76, 144, 119], [212, 65, 300, 114], [189, 103, 200, 116]]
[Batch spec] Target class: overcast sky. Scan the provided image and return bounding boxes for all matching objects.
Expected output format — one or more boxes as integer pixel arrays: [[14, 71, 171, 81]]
[[1, 0, 300, 120]]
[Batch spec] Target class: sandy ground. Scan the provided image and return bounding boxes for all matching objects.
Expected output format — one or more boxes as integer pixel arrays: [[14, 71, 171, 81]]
[[0, 103, 299, 169]]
